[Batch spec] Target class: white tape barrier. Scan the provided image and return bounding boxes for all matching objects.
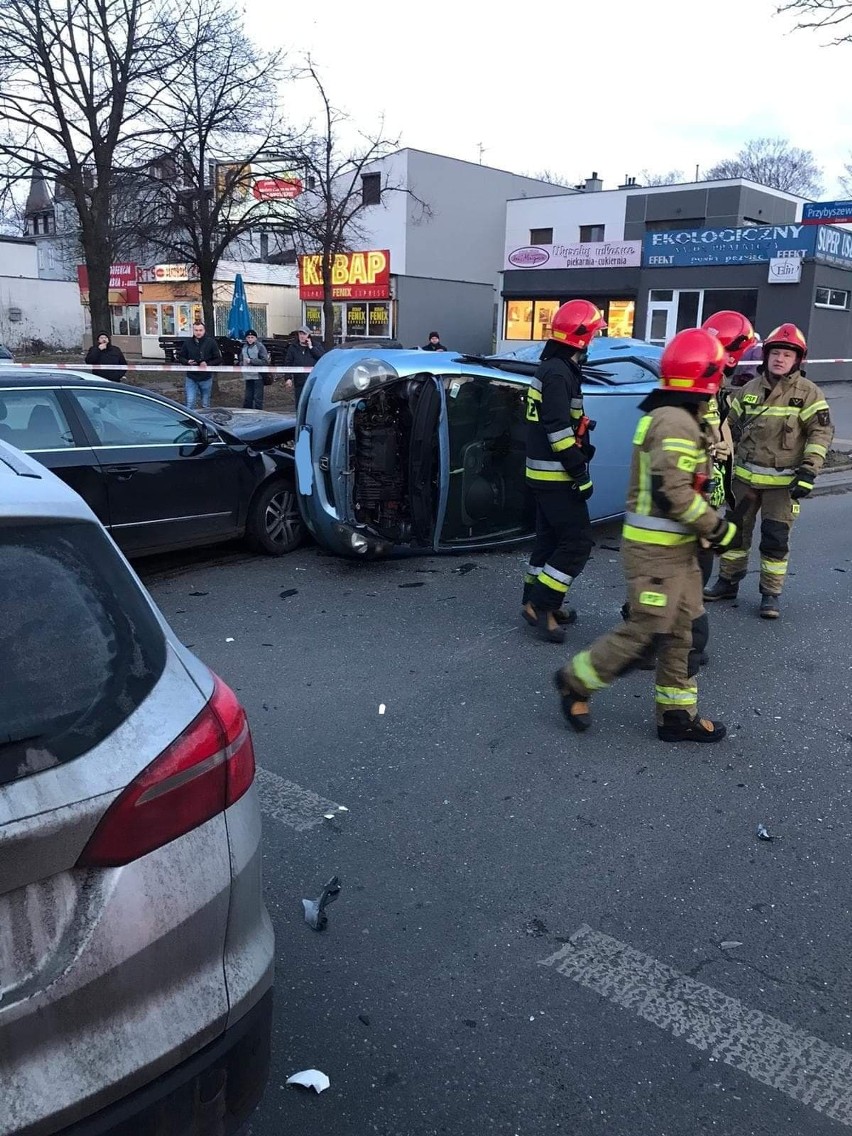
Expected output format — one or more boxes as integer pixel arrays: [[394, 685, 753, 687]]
[[2, 362, 313, 374], [735, 358, 852, 366]]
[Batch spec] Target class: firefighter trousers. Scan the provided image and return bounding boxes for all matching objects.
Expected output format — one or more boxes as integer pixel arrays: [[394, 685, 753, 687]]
[[567, 558, 703, 725], [523, 484, 594, 612], [718, 479, 798, 596]]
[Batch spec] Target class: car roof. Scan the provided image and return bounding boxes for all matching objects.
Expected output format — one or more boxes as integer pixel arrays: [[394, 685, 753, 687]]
[[0, 367, 113, 388], [0, 440, 98, 522]]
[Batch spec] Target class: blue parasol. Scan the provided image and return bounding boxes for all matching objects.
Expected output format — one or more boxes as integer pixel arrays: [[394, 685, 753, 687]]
[[227, 273, 251, 339]]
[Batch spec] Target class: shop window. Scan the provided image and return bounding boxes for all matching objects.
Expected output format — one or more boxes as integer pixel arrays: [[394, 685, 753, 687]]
[[579, 224, 605, 243], [505, 300, 533, 340], [143, 304, 159, 336], [161, 304, 176, 336], [815, 287, 850, 310], [702, 289, 757, 326], [361, 173, 381, 206], [367, 302, 391, 338], [606, 300, 635, 338], [110, 305, 140, 337], [676, 291, 701, 333], [530, 227, 553, 245], [650, 289, 673, 302], [532, 299, 560, 340], [346, 302, 368, 336], [304, 304, 323, 333]]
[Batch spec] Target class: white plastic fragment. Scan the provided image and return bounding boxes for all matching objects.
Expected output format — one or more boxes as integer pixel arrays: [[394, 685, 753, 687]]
[[286, 1069, 330, 1094], [323, 813, 335, 820], [225, 637, 235, 642], [337, 805, 349, 812], [379, 704, 386, 715], [720, 941, 743, 950]]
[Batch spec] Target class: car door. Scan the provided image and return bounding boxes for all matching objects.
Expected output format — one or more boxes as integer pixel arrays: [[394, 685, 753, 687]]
[[437, 372, 533, 548], [0, 385, 107, 523], [69, 387, 243, 555]]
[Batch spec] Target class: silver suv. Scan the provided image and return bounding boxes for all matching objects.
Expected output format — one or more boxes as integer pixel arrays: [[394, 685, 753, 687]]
[[0, 440, 274, 1135]]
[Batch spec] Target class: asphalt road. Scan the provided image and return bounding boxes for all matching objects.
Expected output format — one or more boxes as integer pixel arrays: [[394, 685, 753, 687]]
[[139, 494, 852, 1136]]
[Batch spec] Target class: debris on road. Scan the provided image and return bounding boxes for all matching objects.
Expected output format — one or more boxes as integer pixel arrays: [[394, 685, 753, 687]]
[[286, 1069, 330, 1094], [379, 703, 386, 715], [302, 875, 341, 931], [225, 637, 235, 642], [358, 1014, 371, 1027], [720, 940, 743, 950], [452, 563, 479, 575], [280, 588, 299, 598], [399, 581, 425, 588], [756, 824, 778, 841], [189, 590, 209, 597]]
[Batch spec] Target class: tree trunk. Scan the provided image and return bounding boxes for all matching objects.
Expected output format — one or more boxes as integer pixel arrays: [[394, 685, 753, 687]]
[[200, 268, 215, 335], [321, 246, 335, 350]]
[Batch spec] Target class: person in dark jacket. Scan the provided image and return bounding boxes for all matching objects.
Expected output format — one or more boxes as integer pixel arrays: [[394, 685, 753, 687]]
[[284, 327, 325, 406], [176, 321, 222, 409], [84, 333, 127, 381], [240, 330, 270, 410], [522, 300, 605, 642], [422, 332, 447, 351]]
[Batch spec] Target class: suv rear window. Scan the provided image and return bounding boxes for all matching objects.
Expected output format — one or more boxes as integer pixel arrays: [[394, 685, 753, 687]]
[[0, 521, 167, 786]]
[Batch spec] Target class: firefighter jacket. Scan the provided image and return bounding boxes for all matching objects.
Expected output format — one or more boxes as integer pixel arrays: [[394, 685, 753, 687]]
[[728, 370, 834, 488], [525, 352, 591, 489], [622, 403, 723, 572]]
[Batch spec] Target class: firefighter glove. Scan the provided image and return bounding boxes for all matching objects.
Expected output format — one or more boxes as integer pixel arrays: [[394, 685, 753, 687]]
[[573, 470, 593, 500], [708, 517, 738, 552], [790, 468, 814, 500]]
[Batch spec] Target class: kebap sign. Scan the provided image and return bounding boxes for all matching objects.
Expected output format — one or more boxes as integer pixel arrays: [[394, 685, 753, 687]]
[[643, 225, 812, 267], [299, 250, 390, 300], [505, 241, 642, 270]]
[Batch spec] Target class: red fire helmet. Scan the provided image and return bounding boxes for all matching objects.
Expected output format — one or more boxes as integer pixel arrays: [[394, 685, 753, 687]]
[[659, 328, 726, 397], [763, 323, 807, 363], [549, 299, 607, 349], [701, 310, 757, 368]]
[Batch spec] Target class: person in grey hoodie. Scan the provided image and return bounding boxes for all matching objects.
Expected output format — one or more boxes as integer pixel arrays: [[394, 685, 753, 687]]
[[241, 329, 270, 409]]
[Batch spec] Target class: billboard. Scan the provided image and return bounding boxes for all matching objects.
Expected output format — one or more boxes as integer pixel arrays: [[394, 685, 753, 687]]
[[298, 250, 391, 300], [76, 263, 139, 304], [215, 163, 304, 222], [505, 241, 642, 270]]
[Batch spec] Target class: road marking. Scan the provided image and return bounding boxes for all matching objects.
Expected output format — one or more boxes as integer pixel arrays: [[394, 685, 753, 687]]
[[255, 768, 347, 832], [540, 924, 852, 1127]]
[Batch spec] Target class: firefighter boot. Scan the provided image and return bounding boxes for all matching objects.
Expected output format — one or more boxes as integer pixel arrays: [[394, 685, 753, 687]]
[[553, 606, 578, 627], [759, 594, 780, 620], [522, 603, 566, 644], [553, 668, 591, 733], [703, 577, 739, 602], [657, 710, 727, 744]]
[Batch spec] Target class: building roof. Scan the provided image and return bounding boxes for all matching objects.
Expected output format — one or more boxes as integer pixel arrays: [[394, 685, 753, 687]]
[[24, 166, 55, 216], [505, 177, 811, 206]]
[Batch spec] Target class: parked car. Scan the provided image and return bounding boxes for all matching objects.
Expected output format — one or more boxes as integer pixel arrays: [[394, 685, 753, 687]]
[[0, 343, 13, 361], [0, 439, 274, 1134], [0, 369, 302, 557], [294, 347, 659, 558]]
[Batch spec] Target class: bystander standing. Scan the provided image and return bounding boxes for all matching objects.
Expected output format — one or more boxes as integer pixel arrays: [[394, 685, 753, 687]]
[[177, 321, 222, 409], [240, 330, 270, 410], [284, 327, 325, 407], [84, 333, 127, 381]]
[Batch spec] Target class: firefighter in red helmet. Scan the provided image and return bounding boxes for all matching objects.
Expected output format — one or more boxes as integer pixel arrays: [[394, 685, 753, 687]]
[[521, 299, 606, 641], [555, 328, 738, 743], [705, 323, 834, 619]]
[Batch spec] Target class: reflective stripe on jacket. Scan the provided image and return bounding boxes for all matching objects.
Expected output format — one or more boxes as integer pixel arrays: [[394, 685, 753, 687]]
[[621, 406, 720, 563], [525, 354, 589, 486], [728, 370, 834, 484]]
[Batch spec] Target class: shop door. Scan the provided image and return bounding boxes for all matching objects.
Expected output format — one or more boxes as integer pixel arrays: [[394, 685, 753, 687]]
[[645, 299, 677, 345]]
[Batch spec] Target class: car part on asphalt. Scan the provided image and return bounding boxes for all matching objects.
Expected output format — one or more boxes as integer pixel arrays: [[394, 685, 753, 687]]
[[302, 875, 341, 931], [286, 1069, 331, 1093]]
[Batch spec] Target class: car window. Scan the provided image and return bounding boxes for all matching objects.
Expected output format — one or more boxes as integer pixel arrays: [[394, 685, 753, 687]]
[[73, 390, 205, 446], [584, 358, 658, 387], [0, 389, 75, 450], [0, 520, 167, 787]]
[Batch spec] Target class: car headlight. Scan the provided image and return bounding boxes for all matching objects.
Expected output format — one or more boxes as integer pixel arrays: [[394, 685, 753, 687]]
[[332, 358, 399, 401]]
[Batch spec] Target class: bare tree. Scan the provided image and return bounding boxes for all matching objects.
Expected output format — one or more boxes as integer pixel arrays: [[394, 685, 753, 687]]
[[525, 168, 576, 188], [778, 0, 852, 40], [638, 169, 686, 186], [127, 0, 295, 332], [287, 62, 430, 348], [0, 0, 175, 333], [705, 137, 823, 196]]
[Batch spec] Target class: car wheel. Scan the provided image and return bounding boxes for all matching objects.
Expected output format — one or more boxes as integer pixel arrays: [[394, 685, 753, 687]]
[[247, 478, 304, 555]]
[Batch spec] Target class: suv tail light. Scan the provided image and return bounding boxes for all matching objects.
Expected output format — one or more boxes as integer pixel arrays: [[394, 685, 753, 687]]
[[78, 676, 256, 868]]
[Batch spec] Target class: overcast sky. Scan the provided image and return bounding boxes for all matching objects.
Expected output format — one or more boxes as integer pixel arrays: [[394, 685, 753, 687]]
[[245, 0, 852, 197]]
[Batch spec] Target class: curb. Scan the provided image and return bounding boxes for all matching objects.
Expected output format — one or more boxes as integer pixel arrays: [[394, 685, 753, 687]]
[[814, 470, 852, 496]]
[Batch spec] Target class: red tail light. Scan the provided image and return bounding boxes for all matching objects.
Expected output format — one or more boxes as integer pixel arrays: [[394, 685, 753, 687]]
[[78, 676, 256, 868]]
